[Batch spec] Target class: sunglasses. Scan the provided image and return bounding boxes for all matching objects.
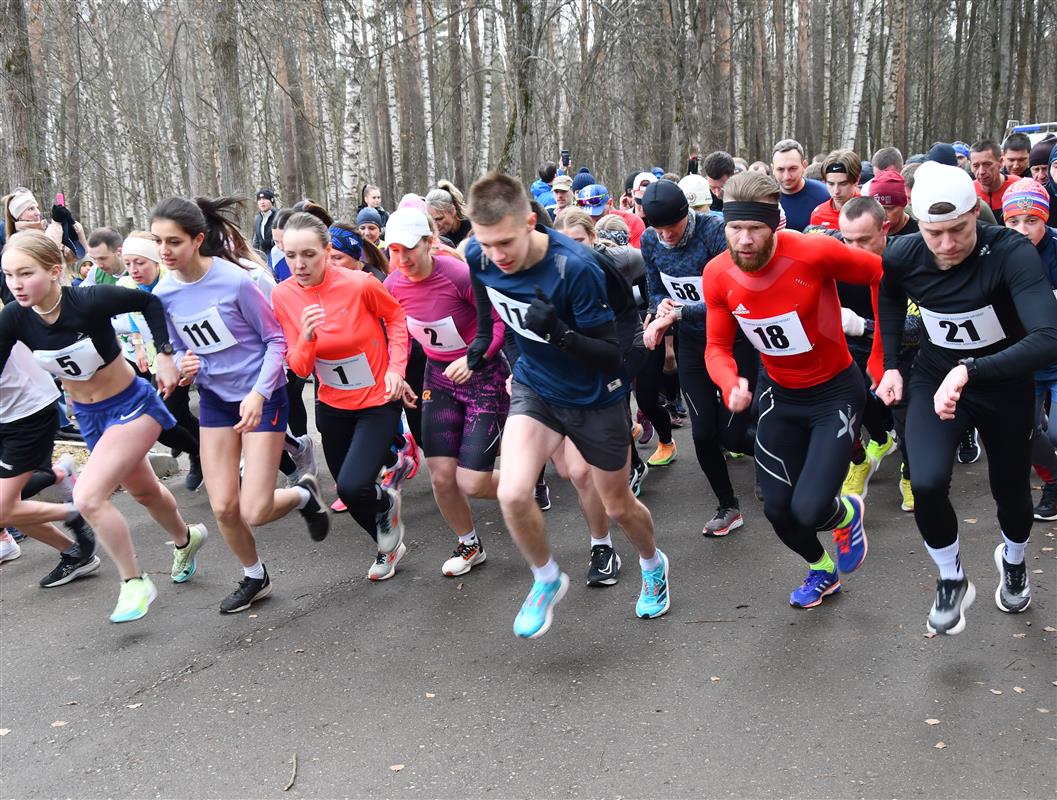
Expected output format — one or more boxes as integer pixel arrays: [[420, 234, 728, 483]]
[[577, 195, 607, 208]]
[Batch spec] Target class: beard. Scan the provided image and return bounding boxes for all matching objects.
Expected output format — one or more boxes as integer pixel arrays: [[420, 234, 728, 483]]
[[728, 234, 775, 273]]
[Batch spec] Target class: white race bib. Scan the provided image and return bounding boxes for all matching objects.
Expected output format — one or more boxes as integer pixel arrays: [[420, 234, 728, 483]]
[[406, 315, 467, 353], [486, 287, 547, 344], [33, 338, 105, 382], [919, 304, 1006, 350], [315, 353, 376, 390], [659, 271, 703, 304], [171, 306, 238, 355], [736, 310, 813, 356]]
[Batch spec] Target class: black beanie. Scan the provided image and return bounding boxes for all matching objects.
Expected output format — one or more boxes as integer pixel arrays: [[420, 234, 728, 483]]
[[1030, 136, 1057, 168], [641, 180, 689, 227], [926, 142, 958, 167]]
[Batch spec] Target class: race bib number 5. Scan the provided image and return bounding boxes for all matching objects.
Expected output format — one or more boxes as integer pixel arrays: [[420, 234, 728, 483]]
[[171, 306, 238, 355], [659, 272, 703, 303], [919, 304, 1006, 349], [736, 310, 813, 356], [33, 339, 106, 381], [315, 353, 375, 390], [406, 315, 467, 353], [486, 287, 547, 344]]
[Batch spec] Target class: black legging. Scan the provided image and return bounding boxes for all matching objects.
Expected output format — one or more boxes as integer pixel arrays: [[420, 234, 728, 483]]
[[134, 367, 199, 456], [850, 345, 893, 444], [633, 343, 674, 444], [315, 400, 402, 541], [755, 365, 866, 563], [404, 341, 426, 444], [677, 327, 758, 508], [285, 370, 309, 438], [907, 373, 1033, 550]]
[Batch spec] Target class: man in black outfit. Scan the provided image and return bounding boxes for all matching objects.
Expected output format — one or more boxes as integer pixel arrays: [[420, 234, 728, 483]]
[[253, 189, 278, 253]]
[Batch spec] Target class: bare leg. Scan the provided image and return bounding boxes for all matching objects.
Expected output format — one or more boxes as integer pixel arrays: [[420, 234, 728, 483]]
[[238, 430, 301, 526], [0, 473, 72, 527], [198, 427, 260, 568], [428, 456, 474, 536]]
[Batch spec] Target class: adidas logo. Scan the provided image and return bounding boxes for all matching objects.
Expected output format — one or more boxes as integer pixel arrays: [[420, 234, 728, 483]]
[[732, 304, 750, 315]]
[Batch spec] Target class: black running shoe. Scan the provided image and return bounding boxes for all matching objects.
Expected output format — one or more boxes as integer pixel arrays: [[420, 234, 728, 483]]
[[185, 454, 204, 492], [65, 514, 96, 560], [39, 551, 101, 588], [993, 543, 1031, 613], [957, 428, 981, 464], [220, 569, 273, 613], [535, 478, 552, 512], [629, 460, 648, 497], [1033, 483, 1057, 521], [586, 544, 622, 586], [297, 475, 330, 541], [926, 577, 976, 635], [56, 425, 84, 442]]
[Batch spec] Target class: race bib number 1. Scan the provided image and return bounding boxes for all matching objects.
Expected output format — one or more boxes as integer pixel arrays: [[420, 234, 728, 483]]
[[406, 315, 467, 353], [486, 287, 547, 344], [172, 306, 238, 355], [315, 353, 376, 390], [918, 304, 1006, 350], [736, 310, 813, 356], [33, 338, 106, 382]]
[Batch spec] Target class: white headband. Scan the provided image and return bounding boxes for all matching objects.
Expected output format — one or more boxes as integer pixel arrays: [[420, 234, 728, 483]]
[[8, 192, 36, 220], [122, 237, 160, 263]]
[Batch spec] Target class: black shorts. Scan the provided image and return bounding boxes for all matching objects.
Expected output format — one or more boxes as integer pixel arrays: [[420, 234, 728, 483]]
[[0, 403, 59, 479], [508, 380, 630, 472]]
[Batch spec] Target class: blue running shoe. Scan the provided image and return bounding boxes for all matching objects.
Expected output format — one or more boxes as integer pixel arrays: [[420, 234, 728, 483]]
[[833, 494, 868, 573], [513, 573, 569, 638], [635, 549, 671, 618], [789, 569, 841, 608]]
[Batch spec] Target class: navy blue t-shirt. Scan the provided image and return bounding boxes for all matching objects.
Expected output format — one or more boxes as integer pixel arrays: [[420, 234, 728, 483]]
[[466, 228, 623, 408], [779, 178, 830, 232]]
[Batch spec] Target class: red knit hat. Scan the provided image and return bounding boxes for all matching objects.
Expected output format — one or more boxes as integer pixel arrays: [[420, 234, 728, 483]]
[[866, 169, 908, 207]]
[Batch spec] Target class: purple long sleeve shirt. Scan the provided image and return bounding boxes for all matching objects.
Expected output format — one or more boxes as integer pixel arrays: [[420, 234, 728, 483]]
[[154, 257, 287, 402]]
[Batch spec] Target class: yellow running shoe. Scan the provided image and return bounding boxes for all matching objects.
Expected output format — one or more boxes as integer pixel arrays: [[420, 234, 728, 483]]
[[109, 576, 158, 623], [900, 464, 914, 512], [647, 441, 678, 466], [841, 458, 875, 498]]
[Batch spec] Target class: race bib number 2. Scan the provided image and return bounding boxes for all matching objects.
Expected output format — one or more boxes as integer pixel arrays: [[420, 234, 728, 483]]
[[33, 338, 106, 382], [919, 304, 1006, 350], [406, 315, 467, 353], [486, 287, 547, 344], [172, 306, 238, 355], [736, 310, 813, 356]]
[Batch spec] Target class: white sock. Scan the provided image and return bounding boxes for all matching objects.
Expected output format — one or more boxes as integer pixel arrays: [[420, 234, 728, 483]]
[[244, 559, 266, 580], [530, 558, 560, 584], [458, 530, 478, 545], [925, 540, 964, 581], [639, 551, 662, 572], [295, 486, 311, 510], [591, 532, 613, 548], [1002, 533, 1027, 565]]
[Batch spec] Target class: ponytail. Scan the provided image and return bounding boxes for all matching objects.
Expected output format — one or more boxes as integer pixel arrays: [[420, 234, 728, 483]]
[[150, 195, 251, 268]]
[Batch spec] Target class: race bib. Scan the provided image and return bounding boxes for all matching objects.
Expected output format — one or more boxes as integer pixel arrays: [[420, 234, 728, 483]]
[[33, 338, 105, 381], [659, 272, 703, 303], [736, 310, 813, 356], [406, 315, 467, 353], [171, 306, 238, 355], [919, 304, 1006, 350], [486, 287, 547, 344], [315, 353, 375, 390]]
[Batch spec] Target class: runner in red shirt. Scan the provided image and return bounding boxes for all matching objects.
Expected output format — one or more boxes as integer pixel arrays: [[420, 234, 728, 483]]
[[970, 140, 1019, 222], [703, 171, 882, 609], [808, 149, 861, 229]]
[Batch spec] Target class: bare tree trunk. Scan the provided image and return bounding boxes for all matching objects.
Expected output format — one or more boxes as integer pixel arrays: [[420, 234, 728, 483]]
[[3, 0, 43, 192], [841, 0, 876, 149], [414, 0, 437, 184], [448, 0, 466, 188], [211, 0, 248, 199], [796, 0, 812, 151], [479, 6, 495, 173]]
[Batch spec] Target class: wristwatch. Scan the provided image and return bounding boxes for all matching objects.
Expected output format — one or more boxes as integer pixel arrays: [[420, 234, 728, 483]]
[[957, 357, 977, 380], [671, 305, 683, 322], [157, 342, 175, 356]]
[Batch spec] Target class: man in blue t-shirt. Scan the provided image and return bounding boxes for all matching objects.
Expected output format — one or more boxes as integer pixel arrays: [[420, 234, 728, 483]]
[[772, 138, 831, 231], [464, 172, 671, 638]]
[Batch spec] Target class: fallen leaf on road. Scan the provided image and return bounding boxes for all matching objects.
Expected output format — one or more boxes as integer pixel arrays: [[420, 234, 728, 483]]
[[934, 741, 946, 749], [990, 689, 1003, 695], [390, 764, 405, 772], [963, 518, 977, 524], [924, 632, 937, 639], [1038, 708, 1051, 713], [456, 583, 464, 591], [1042, 547, 1054, 552], [1032, 569, 1044, 574], [1014, 687, 1025, 694], [63, 700, 79, 706], [0, 729, 9, 736], [425, 693, 436, 699], [51, 720, 67, 728], [249, 614, 258, 619], [1043, 626, 1056, 633], [126, 703, 143, 709], [294, 649, 305, 654], [710, 676, 721, 682], [925, 718, 940, 726], [1013, 633, 1027, 639]]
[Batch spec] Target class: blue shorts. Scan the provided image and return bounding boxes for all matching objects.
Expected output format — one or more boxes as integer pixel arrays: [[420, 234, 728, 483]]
[[72, 377, 177, 450], [198, 387, 289, 432]]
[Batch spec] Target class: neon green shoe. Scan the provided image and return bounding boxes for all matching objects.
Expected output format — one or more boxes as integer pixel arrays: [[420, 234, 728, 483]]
[[865, 433, 896, 465], [841, 458, 876, 498], [109, 576, 158, 623], [171, 524, 208, 583], [899, 464, 914, 512]]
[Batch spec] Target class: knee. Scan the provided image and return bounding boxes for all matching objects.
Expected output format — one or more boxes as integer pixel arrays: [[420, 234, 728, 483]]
[[430, 468, 458, 496], [72, 484, 108, 519], [566, 463, 593, 491], [241, 501, 273, 528], [209, 497, 243, 528], [790, 496, 832, 530], [602, 492, 638, 525], [456, 471, 492, 498], [497, 482, 534, 516], [336, 476, 376, 507], [910, 470, 950, 502]]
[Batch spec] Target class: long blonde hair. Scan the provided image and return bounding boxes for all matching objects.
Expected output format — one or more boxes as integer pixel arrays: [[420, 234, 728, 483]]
[[2, 229, 64, 271]]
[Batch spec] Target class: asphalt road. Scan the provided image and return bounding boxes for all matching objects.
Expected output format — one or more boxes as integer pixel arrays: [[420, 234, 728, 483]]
[[1, 420, 1055, 799]]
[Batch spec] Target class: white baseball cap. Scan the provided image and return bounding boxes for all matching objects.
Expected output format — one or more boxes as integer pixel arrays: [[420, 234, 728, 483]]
[[678, 174, 712, 208], [384, 208, 432, 248], [911, 161, 978, 223], [632, 172, 658, 198]]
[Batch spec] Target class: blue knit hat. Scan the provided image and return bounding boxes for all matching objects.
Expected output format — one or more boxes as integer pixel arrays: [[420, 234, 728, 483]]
[[356, 207, 383, 227]]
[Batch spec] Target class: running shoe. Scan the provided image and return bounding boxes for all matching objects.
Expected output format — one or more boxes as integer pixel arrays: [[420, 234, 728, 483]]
[[668, 412, 686, 429], [865, 432, 896, 465], [535, 478, 552, 511], [789, 568, 841, 608], [288, 435, 318, 485], [442, 539, 486, 577], [899, 465, 915, 512], [381, 442, 418, 493], [9, 527, 25, 542], [297, 475, 330, 542], [703, 506, 743, 537], [926, 578, 975, 635], [635, 549, 670, 618], [629, 460, 648, 497], [672, 397, 688, 417], [220, 569, 272, 614], [0, 535, 21, 563], [635, 410, 654, 444], [724, 450, 747, 461], [54, 453, 77, 503], [56, 424, 84, 442], [171, 524, 209, 583], [832, 495, 867, 574], [840, 457, 876, 499], [375, 487, 404, 554], [513, 572, 569, 638], [993, 543, 1031, 613], [957, 428, 981, 464], [331, 498, 347, 512], [647, 441, 678, 466], [368, 542, 407, 581], [66, 513, 96, 559], [109, 576, 158, 623], [185, 454, 204, 492], [1033, 482, 1057, 521], [40, 551, 101, 587], [587, 544, 621, 586]]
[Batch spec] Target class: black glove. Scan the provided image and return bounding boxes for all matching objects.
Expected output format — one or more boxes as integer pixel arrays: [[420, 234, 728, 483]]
[[524, 287, 569, 342], [465, 339, 488, 371]]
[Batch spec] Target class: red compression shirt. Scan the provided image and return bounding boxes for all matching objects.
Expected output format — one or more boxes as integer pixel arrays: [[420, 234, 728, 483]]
[[704, 230, 882, 402], [808, 192, 859, 229]]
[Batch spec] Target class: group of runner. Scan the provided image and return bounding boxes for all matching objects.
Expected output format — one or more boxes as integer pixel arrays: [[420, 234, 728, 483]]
[[1, 131, 1055, 639]]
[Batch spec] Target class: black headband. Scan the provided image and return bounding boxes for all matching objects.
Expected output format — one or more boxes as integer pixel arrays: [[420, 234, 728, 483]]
[[723, 201, 781, 231], [824, 163, 849, 174]]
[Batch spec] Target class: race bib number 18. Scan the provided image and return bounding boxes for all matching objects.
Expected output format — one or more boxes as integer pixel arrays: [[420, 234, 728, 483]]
[[736, 310, 813, 356], [172, 306, 238, 355], [485, 287, 548, 344], [918, 304, 1006, 350]]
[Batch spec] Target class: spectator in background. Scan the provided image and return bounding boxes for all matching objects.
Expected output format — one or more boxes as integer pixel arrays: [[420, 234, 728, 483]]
[[81, 227, 126, 286], [771, 138, 830, 231], [1029, 136, 1056, 184], [703, 151, 736, 211], [357, 206, 385, 247], [733, 157, 749, 173], [253, 188, 278, 253], [953, 141, 971, 170], [748, 161, 771, 175], [49, 199, 88, 259], [531, 161, 559, 217], [425, 181, 473, 246], [571, 167, 597, 193], [971, 140, 1018, 223], [358, 184, 390, 228], [551, 174, 575, 215], [1001, 132, 1032, 178]]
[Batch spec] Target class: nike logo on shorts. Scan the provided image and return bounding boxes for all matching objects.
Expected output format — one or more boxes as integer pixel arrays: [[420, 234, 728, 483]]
[[0, 459, 13, 470], [270, 409, 280, 426], [119, 403, 146, 421]]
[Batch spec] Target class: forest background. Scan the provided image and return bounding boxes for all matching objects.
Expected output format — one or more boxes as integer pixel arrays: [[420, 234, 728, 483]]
[[3, 0, 1055, 229]]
